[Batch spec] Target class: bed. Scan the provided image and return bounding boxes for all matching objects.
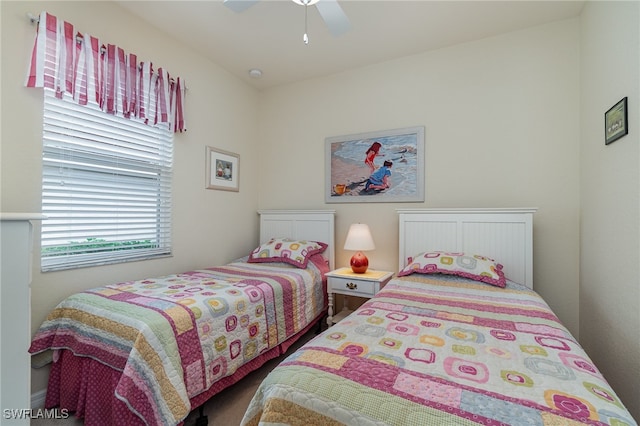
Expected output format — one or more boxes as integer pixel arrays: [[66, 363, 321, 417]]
[[29, 209, 335, 426], [241, 208, 637, 426]]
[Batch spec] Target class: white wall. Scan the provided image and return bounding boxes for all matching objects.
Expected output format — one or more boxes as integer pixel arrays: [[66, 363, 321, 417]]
[[1, 1, 261, 394], [257, 20, 582, 337], [580, 1, 640, 418]]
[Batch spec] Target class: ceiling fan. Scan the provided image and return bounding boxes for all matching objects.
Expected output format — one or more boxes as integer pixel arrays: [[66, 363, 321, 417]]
[[223, 0, 351, 44]]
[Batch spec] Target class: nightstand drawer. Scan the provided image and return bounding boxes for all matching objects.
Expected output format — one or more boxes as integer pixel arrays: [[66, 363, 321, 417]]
[[328, 276, 378, 297]]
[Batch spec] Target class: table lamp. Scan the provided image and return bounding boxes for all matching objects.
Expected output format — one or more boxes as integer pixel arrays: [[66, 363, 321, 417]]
[[344, 223, 375, 273]]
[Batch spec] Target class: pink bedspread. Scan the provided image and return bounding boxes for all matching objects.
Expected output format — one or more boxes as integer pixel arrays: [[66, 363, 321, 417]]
[[30, 260, 327, 425], [242, 274, 637, 425]]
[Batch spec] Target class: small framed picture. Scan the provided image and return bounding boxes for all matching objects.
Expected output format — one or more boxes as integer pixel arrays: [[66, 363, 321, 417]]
[[605, 97, 628, 145], [206, 146, 239, 191]]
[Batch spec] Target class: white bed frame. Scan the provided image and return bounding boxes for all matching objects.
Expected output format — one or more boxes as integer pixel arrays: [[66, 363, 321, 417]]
[[398, 208, 536, 289], [258, 210, 336, 270]]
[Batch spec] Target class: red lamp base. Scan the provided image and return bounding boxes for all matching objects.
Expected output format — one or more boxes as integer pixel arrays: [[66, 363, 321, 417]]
[[350, 251, 369, 273]]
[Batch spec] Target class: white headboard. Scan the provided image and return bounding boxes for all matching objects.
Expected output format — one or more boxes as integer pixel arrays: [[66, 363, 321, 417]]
[[398, 208, 536, 289], [258, 210, 336, 270]]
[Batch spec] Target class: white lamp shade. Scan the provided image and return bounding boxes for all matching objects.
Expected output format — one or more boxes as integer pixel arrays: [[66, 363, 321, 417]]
[[343, 224, 375, 251]]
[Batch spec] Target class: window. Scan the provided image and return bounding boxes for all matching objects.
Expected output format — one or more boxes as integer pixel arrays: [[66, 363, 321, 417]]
[[41, 89, 173, 272], [25, 11, 184, 271]]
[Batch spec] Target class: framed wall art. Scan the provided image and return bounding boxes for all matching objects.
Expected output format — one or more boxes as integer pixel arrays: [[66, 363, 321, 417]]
[[605, 97, 628, 145], [206, 146, 239, 191], [325, 126, 425, 203]]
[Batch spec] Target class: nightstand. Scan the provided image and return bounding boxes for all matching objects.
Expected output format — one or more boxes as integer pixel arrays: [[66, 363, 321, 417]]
[[325, 267, 393, 326]]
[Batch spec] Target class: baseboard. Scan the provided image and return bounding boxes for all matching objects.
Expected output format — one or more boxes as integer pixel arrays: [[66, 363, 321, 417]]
[[31, 390, 46, 409]]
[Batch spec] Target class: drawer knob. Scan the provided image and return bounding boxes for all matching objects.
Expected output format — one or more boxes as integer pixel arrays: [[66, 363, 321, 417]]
[[346, 282, 357, 290]]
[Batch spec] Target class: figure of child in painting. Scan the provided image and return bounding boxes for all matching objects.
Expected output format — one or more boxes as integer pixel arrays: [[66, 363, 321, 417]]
[[364, 160, 392, 192], [364, 141, 382, 173]]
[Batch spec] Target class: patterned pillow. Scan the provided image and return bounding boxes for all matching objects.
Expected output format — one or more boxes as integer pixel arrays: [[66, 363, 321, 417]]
[[248, 238, 328, 269], [397, 251, 506, 288]]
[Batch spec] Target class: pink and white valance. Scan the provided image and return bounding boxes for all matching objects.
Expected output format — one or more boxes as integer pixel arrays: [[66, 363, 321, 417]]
[[25, 11, 186, 133]]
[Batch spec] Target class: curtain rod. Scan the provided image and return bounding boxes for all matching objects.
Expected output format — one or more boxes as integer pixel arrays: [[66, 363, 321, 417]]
[[27, 12, 39, 24]]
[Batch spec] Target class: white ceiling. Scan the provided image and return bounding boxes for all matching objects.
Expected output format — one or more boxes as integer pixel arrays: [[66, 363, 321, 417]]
[[115, 0, 585, 90]]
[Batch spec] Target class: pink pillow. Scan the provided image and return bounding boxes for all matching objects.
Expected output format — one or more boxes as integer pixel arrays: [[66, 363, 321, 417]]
[[397, 251, 506, 288], [248, 238, 327, 269]]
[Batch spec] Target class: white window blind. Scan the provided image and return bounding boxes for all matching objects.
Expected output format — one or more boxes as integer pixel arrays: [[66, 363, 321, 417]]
[[41, 88, 173, 272]]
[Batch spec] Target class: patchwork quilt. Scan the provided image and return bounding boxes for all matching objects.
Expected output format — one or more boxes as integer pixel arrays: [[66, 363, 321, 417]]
[[242, 275, 637, 426], [29, 260, 326, 426]]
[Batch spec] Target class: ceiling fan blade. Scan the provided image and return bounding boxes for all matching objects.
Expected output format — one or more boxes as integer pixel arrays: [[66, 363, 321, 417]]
[[223, 0, 260, 13], [315, 0, 351, 36]]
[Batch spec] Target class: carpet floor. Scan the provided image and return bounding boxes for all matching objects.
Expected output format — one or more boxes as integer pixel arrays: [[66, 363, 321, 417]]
[[31, 327, 318, 426]]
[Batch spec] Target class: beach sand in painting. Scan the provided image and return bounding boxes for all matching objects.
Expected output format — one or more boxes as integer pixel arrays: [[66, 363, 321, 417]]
[[330, 146, 371, 197]]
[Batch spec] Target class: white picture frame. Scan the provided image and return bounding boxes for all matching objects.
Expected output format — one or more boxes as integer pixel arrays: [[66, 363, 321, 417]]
[[206, 146, 240, 191]]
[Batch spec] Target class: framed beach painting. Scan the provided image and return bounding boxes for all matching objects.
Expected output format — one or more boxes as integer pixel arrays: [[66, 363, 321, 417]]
[[206, 146, 239, 191], [325, 126, 425, 203]]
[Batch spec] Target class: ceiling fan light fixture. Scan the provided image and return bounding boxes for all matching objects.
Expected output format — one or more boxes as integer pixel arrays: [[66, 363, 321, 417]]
[[292, 0, 321, 5], [293, 0, 318, 45]]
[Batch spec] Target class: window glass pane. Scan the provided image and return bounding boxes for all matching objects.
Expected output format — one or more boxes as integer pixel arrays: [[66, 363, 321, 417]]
[[41, 89, 173, 272]]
